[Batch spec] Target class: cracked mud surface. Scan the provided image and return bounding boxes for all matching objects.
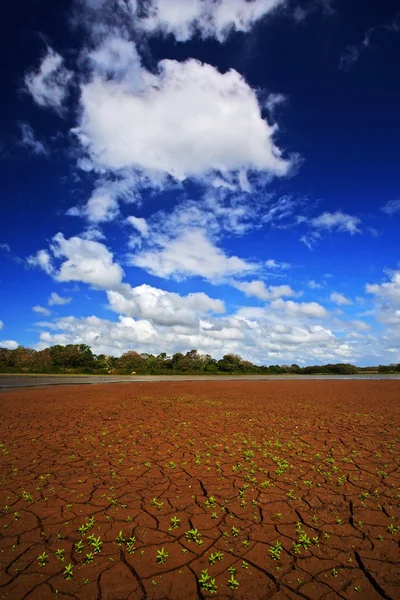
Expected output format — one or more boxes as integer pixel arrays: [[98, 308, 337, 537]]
[[0, 380, 399, 600]]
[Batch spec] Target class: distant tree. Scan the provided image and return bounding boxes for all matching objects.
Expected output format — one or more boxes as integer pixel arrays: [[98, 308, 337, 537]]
[[218, 354, 242, 372], [116, 351, 146, 373]]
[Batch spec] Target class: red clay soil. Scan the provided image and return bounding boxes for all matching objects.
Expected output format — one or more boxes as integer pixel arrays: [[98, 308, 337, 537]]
[[0, 380, 399, 600]]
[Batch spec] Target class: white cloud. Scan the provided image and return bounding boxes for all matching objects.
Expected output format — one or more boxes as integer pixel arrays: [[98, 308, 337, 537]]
[[270, 298, 329, 318], [48, 292, 72, 306], [311, 211, 361, 234], [139, 0, 285, 42], [27, 249, 54, 275], [330, 291, 352, 306], [25, 47, 72, 112], [0, 340, 19, 350], [50, 233, 124, 289], [35, 295, 366, 364], [265, 258, 291, 270], [233, 280, 296, 301], [126, 216, 149, 237], [340, 15, 400, 71], [28, 234, 124, 290], [131, 228, 257, 281], [18, 123, 48, 155], [0, 320, 3, 330], [382, 199, 400, 215], [33, 305, 51, 316], [301, 211, 361, 249], [0, 243, 11, 253], [107, 283, 225, 327], [76, 47, 294, 185], [308, 280, 322, 289], [265, 92, 287, 114], [68, 187, 119, 223], [366, 270, 400, 310]]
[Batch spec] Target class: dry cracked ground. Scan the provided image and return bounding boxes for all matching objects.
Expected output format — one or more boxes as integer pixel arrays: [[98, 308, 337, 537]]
[[0, 380, 399, 600]]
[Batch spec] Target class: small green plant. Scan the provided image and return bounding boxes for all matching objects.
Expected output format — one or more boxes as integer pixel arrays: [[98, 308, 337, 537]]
[[75, 540, 84, 554], [269, 540, 282, 560], [151, 497, 164, 510], [227, 573, 240, 590], [126, 536, 136, 554], [242, 539, 250, 548], [85, 552, 94, 563], [55, 549, 65, 562], [205, 495, 217, 508], [198, 569, 218, 593], [185, 528, 202, 545], [388, 524, 399, 535], [64, 564, 74, 580], [209, 550, 224, 564], [170, 516, 181, 529], [115, 531, 125, 546], [156, 547, 169, 564], [37, 551, 48, 567], [88, 535, 103, 554], [298, 533, 311, 550], [22, 491, 33, 504]]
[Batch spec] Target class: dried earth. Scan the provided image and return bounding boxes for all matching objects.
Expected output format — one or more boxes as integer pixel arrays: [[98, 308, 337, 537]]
[[0, 381, 399, 600]]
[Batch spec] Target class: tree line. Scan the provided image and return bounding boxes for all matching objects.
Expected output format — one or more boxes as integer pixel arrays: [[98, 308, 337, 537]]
[[0, 344, 399, 375]]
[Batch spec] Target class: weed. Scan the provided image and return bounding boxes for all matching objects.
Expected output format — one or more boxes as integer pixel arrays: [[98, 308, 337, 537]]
[[55, 549, 65, 562], [156, 547, 169, 564], [185, 528, 202, 545], [269, 540, 282, 560], [169, 516, 181, 529], [209, 550, 224, 564], [64, 564, 74, 580], [115, 531, 125, 546], [227, 573, 240, 590], [198, 569, 218, 593], [37, 551, 48, 567]]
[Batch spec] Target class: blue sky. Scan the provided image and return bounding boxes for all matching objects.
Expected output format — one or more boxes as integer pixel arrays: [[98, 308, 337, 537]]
[[1, 0, 400, 365]]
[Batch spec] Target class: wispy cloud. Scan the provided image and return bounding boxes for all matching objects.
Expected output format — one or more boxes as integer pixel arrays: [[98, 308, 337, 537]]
[[381, 199, 400, 215], [340, 13, 400, 70], [24, 46, 73, 113], [18, 123, 48, 156]]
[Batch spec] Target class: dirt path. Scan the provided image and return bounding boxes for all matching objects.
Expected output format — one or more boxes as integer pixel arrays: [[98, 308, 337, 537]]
[[0, 381, 399, 599]]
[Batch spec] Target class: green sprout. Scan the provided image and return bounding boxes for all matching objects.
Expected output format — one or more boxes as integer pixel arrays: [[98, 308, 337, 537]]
[[115, 531, 125, 546], [55, 549, 65, 562], [37, 551, 48, 567], [227, 573, 240, 590], [269, 540, 283, 560], [209, 550, 224, 565], [170, 516, 181, 529], [88, 535, 103, 554], [156, 547, 169, 564], [198, 569, 218, 593], [64, 564, 74, 580], [126, 536, 136, 554]]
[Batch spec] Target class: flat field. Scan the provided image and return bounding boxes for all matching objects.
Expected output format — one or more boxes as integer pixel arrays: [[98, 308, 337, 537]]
[[0, 381, 399, 600]]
